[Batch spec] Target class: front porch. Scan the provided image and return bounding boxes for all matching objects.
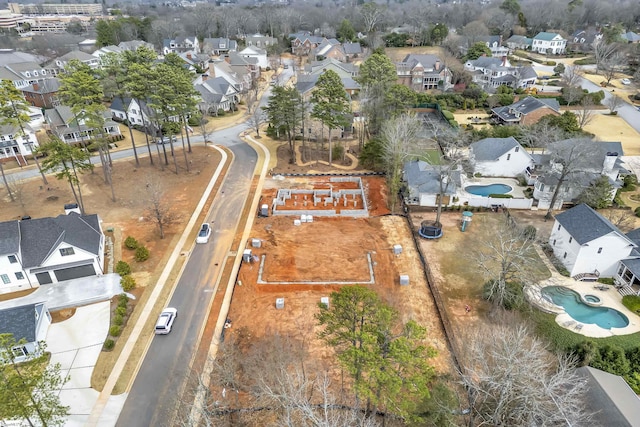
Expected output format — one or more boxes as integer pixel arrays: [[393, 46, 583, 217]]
[[615, 259, 640, 296]]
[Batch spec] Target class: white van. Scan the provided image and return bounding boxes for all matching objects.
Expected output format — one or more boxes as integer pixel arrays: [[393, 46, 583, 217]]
[[155, 307, 177, 334]]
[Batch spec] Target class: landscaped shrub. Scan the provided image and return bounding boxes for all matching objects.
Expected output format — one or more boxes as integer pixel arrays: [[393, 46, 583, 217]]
[[115, 261, 131, 276], [488, 193, 513, 198], [622, 295, 640, 314], [115, 306, 127, 317], [597, 278, 614, 285], [622, 174, 638, 192], [574, 57, 596, 65], [120, 275, 136, 292], [590, 344, 630, 376], [112, 314, 124, 326], [118, 293, 129, 307], [441, 110, 454, 120], [634, 207, 640, 218], [103, 339, 115, 350], [135, 245, 150, 262], [124, 236, 138, 250], [109, 325, 122, 337], [331, 144, 344, 162]]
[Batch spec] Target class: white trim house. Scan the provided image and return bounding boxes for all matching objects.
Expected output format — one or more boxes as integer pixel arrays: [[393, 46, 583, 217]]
[[0, 302, 51, 363], [0, 123, 39, 164], [549, 204, 636, 278], [469, 137, 534, 177], [531, 32, 566, 54], [0, 212, 104, 294]]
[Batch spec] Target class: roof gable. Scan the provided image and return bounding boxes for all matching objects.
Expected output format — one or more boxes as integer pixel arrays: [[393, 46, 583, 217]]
[[471, 137, 527, 161], [0, 304, 38, 342], [534, 32, 564, 41], [554, 204, 633, 245], [0, 220, 19, 255]]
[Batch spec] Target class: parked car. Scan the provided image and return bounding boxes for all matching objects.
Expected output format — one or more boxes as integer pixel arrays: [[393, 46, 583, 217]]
[[156, 136, 177, 144], [621, 78, 631, 85], [196, 223, 211, 244], [155, 307, 177, 335]]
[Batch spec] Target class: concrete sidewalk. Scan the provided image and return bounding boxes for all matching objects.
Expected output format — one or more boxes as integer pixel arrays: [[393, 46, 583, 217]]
[[0, 274, 122, 311]]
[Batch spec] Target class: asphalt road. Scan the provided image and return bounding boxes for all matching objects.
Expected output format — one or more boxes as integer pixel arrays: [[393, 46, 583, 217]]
[[115, 63, 293, 427]]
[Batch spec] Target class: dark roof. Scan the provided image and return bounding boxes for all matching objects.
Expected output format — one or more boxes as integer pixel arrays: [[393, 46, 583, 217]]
[[467, 56, 504, 69], [626, 228, 640, 246], [20, 78, 61, 94], [343, 42, 362, 55], [0, 220, 19, 255], [470, 137, 522, 161], [492, 96, 560, 122], [0, 304, 38, 342], [577, 366, 640, 427], [401, 54, 442, 70], [554, 204, 631, 245], [403, 160, 461, 195], [4, 213, 102, 269]]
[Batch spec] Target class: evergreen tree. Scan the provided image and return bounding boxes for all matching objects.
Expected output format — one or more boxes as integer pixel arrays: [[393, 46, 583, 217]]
[[263, 86, 302, 163]]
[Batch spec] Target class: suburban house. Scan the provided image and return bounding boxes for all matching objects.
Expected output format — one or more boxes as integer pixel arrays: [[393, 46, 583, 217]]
[[244, 34, 277, 49], [468, 137, 534, 177], [44, 50, 100, 76], [0, 212, 104, 292], [549, 204, 637, 279], [196, 59, 251, 94], [578, 366, 640, 426], [480, 35, 509, 57], [110, 97, 154, 128], [395, 54, 452, 91], [505, 35, 532, 51], [92, 44, 124, 60], [177, 50, 209, 72], [225, 51, 261, 81], [195, 76, 239, 115], [569, 29, 602, 52], [312, 38, 345, 62], [492, 96, 560, 125], [21, 77, 60, 109], [162, 36, 200, 55], [0, 122, 39, 165], [464, 56, 537, 90], [343, 42, 363, 61], [118, 40, 155, 52], [45, 105, 121, 144], [622, 31, 640, 44], [237, 46, 269, 69], [402, 160, 462, 207], [296, 73, 361, 99], [296, 58, 360, 99], [0, 60, 55, 92], [305, 57, 358, 78], [531, 32, 567, 54], [202, 37, 238, 56], [289, 31, 326, 55], [532, 140, 625, 210], [0, 303, 51, 363]]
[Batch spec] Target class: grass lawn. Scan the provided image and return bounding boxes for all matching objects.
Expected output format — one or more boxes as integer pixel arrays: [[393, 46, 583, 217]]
[[421, 149, 442, 165]]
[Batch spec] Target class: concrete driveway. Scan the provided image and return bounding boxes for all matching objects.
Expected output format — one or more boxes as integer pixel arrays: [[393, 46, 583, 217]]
[[46, 301, 126, 427]]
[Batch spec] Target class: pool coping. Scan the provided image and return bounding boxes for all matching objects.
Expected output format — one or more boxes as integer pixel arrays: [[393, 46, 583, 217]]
[[527, 279, 640, 338]]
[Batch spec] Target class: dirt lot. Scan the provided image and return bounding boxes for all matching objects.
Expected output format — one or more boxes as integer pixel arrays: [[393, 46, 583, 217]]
[[227, 177, 456, 376]]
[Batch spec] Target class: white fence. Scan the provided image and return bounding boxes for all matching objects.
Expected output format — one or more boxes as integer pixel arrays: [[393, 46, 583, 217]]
[[466, 196, 533, 209]]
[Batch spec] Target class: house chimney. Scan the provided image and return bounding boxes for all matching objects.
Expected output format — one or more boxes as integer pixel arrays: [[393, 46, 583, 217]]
[[208, 61, 216, 77], [501, 56, 507, 66], [32, 82, 39, 91], [223, 55, 231, 64], [186, 52, 192, 59], [435, 60, 440, 70], [202, 73, 209, 82]]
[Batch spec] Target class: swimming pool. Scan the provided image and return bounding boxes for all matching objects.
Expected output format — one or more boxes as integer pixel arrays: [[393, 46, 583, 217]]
[[465, 183, 512, 197], [541, 286, 629, 329]]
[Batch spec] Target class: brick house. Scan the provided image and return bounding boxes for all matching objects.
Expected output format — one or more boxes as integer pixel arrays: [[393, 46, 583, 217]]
[[492, 96, 560, 126], [395, 54, 452, 91]]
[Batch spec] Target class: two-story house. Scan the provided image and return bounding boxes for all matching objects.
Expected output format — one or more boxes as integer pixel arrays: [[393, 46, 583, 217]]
[[296, 58, 361, 99], [402, 160, 462, 207], [110, 97, 154, 128], [569, 29, 602, 52], [533, 140, 626, 210], [244, 34, 278, 49], [469, 137, 534, 177], [531, 32, 567, 54], [0, 303, 51, 362], [21, 77, 61, 108], [195, 76, 239, 115], [395, 54, 451, 92], [162, 36, 200, 55], [312, 38, 345, 62], [238, 46, 269, 69], [505, 35, 533, 51], [45, 105, 121, 145], [464, 56, 537, 90], [0, 212, 104, 293], [0, 122, 39, 165], [342, 42, 363, 61], [289, 32, 326, 55], [492, 96, 560, 126], [480, 35, 509, 57], [44, 50, 100, 77], [202, 37, 238, 56]]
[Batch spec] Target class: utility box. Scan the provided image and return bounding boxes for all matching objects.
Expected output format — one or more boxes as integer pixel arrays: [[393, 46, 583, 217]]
[[251, 238, 261, 248], [260, 204, 269, 217], [399, 275, 410, 286], [275, 298, 285, 309], [320, 297, 330, 308], [293, 219, 301, 226], [242, 249, 252, 262], [393, 244, 402, 255]]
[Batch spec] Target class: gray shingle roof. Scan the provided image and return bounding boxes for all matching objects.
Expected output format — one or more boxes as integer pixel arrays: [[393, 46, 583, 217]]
[[470, 137, 521, 161], [492, 96, 560, 122], [403, 160, 461, 195], [577, 366, 640, 427], [401, 54, 442, 70], [343, 42, 362, 55], [534, 32, 564, 41], [21, 77, 61, 94], [467, 56, 504, 69], [0, 304, 38, 342], [0, 220, 19, 256], [554, 203, 631, 245]]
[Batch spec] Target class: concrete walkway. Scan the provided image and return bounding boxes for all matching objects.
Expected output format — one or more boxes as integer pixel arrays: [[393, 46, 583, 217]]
[[85, 144, 228, 426], [46, 301, 123, 427], [0, 274, 122, 311]]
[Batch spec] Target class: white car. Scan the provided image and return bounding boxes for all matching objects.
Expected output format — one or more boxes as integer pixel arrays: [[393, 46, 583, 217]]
[[196, 223, 211, 244], [155, 308, 177, 335], [621, 78, 631, 85]]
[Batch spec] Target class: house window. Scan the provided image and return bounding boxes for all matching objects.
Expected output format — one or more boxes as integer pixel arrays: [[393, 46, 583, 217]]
[[507, 154, 511, 160], [553, 239, 556, 245], [515, 147, 519, 152], [558, 225, 561, 231], [12, 346, 27, 357], [8, 255, 17, 263], [563, 252, 567, 259], [598, 247, 603, 254], [569, 237, 572, 243], [59, 247, 75, 256], [1, 274, 10, 284], [15, 272, 24, 280]]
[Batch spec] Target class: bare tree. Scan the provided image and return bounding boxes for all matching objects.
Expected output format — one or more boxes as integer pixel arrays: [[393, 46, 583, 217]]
[[575, 97, 597, 129], [7, 176, 27, 215], [520, 122, 566, 149], [380, 113, 424, 211], [247, 108, 266, 138], [474, 218, 535, 311], [562, 65, 584, 88], [605, 94, 625, 114], [360, 3, 385, 34], [145, 179, 176, 239], [601, 51, 625, 85], [603, 209, 636, 232], [593, 39, 619, 74], [199, 116, 212, 145], [459, 319, 589, 427]]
